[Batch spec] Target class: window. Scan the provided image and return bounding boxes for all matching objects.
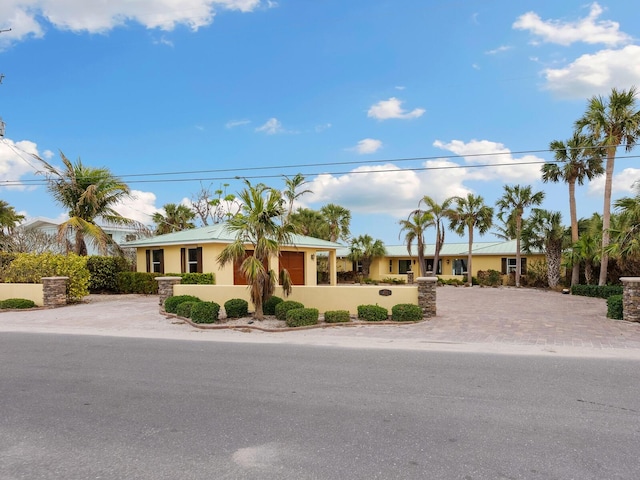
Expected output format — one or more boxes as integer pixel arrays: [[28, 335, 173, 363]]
[[452, 259, 467, 275], [125, 234, 137, 242], [146, 249, 164, 273], [181, 247, 203, 273], [425, 259, 443, 275], [501, 258, 527, 274], [398, 260, 412, 274], [389, 260, 393, 273], [507, 258, 517, 273]]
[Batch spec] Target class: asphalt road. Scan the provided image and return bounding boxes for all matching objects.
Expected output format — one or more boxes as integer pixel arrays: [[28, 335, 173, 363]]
[[1, 333, 639, 479]]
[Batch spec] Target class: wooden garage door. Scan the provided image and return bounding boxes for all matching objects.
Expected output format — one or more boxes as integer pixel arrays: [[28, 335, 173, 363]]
[[279, 251, 305, 285]]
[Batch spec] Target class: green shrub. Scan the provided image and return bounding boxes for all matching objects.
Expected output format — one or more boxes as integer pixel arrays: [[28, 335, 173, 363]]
[[477, 269, 503, 287], [526, 260, 548, 288], [438, 277, 465, 286], [286, 307, 319, 327], [357, 304, 388, 322], [381, 277, 406, 285], [115, 272, 160, 294], [391, 303, 423, 322], [275, 300, 305, 321], [87, 256, 131, 293], [165, 272, 215, 285], [263, 295, 283, 315], [0, 252, 17, 269], [176, 301, 199, 319], [571, 284, 623, 299], [224, 298, 249, 318], [191, 301, 220, 324], [324, 310, 351, 323], [0, 298, 37, 309], [607, 294, 624, 320], [164, 295, 202, 314]]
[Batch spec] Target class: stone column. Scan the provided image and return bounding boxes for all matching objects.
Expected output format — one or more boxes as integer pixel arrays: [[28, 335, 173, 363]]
[[620, 277, 640, 323], [41, 276, 69, 308], [407, 271, 414, 284], [417, 275, 438, 318], [156, 276, 182, 308]]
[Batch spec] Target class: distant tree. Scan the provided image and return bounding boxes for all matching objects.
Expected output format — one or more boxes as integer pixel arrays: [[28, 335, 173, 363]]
[[320, 203, 351, 243], [152, 203, 196, 235], [0, 200, 25, 236], [283, 173, 312, 220], [290, 208, 329, 239], [418, 196, 454, 274], [190, 183, 214, 226], [608, 182, 640, 263], [522, 209, 567, 288], [576, 86, 640, 285], [398, 210, 433, 277], [348, 234, 386, 279], [0, 226, 65, 254]]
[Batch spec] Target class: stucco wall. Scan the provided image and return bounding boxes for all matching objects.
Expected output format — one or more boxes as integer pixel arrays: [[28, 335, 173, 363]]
[[0, 283, 44, 306]]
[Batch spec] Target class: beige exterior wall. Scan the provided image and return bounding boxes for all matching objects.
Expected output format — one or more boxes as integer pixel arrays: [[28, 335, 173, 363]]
[[173, 284, 418, 315], [0, 283, 44, 306]]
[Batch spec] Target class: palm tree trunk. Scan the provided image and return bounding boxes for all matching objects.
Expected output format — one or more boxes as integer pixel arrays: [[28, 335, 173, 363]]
[[569, 179, 580, 286], [467, 225, 473, 286], [599, 149, 615, 286], [515, 215, 522, 288], [433, 224, 443, 276]]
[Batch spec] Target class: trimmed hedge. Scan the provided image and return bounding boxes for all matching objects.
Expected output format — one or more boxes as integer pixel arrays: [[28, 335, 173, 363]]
[[286, 307, 319, 327], [191, 301, 220, 324], [87, 256, 132, 293], [324, 310, 351, 323], [165, 273, 215, 285], [176, 301, 199, 319], [391, 303, 423, 322], [224, 298, 249, 318], [164, 295, 202, 314], [357, 304, 388, 322], [0, 298, 37, 309], [263, 295, 283, 316], [116, 272, 160, 294], [607, 294, 624, 320], [275, 300, 305, 321], [571, 284, 623, 299]]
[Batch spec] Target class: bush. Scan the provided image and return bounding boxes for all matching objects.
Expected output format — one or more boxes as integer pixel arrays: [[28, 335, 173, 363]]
[[571, 284, 623, 299], [607, 294, 624, 320], [0, 298, 37, 309], [275, 300, 305, 321], [526, 260, 548, 288], [116, 272, 160, 294], [263, 295, 283, 315], [381, 277, 406, 285], [437, 277, 465, 286], [477, 269, 503, 287], [87, 256, 132, 293], [164, 295, 202, 314], [165, 273, 215, 285], [176, 301, 199, 319], [224, 298, 249, 318], [191, 301, 221, 324], [324, 310, 351, 323], [357, 304, 388, 322], [286, 307, 319, 327], [391, 303, 423, 322]]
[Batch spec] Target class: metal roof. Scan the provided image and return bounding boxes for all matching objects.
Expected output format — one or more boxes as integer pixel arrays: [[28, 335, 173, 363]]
[[336, 239, 543, 257]]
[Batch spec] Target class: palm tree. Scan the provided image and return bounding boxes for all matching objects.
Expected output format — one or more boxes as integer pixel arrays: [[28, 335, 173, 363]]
[[419, 196, 454, 275], [398, 210, 433, 277], [543, 132, 604, 286], [447, 193, 494, 286], [217, 180, 296, 320], [152, 203, 196, 235], [0, 200, 25, 236], [348, 234, 386, 279], [608, 182, 640, 263], [36, 152, 137, 256], [290, 208, 329, 239], [320, 203, 351, 243], [495, 185, 545, 287], [576, 86, 640, 285], [522, 209, 567, 288], [283, 173, 312, 220]]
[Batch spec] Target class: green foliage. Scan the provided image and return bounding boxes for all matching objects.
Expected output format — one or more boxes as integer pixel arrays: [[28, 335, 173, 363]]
[[324, 310, 351, 323], [606, 294, 624, 320], [286, 307, 319, 327], [165, 272, 215, 285], [437, 277, 465, 286], [0, 252, 90, 301], [0, 298, 37, 309], [476, 269, 503, 287], [275, 300, 305, 320], [224, 298, 249, 318], [86, 255, 132, 293], [164, 295, 202, 314], [0, 252, 17, 269], [571, 284, 623, 299], [115, 272, 159, 294], [263, 295, 283, 315], [525, 260, 548, 288], [191, 301, 221, 324], [381, 277, 406, 285], [391, 303, 423, 322], [176, 301, 199, 319], [357, 304, 388, 322]]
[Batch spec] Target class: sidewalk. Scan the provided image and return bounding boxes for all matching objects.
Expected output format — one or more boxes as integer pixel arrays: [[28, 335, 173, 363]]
[[1, 287, 639, 358]]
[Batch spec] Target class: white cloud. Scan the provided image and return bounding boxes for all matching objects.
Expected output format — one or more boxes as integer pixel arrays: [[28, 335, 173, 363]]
[[256, 117, 285, 135], [543, 45, 640, 98], [314, 123, 332, 133], [226, 119, 251, 129], [367, 97, 425, 121], [114, 190, 159, 225], [588, 167, 640, 197], [352, 138, 382, 155], [513, 2, 631, 47], [485, 45, 512, 55], [0, 138, 41, 189]]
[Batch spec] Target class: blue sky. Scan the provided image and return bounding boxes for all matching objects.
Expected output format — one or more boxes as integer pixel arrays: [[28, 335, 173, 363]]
[[1, 0, 640, 245]]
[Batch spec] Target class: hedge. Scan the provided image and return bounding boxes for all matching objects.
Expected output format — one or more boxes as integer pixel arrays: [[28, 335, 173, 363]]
[[176, 301, 199, 319], [357, 304, 388, 322], [391, 303, 423, 322], [115, 272, 160, 294], [286, 308, 319, 327], [607, 295, 624, 320], [191, 302, 220, 324], [224, 298, 249, 318], [164, 295, 202, 314], [0, 298, 36, 309], [165, 272, 215, 285], [87, 256, 132, 293], [571, 284, 623, 299], [275, 301, 305, 321], [263, 295, 283, 315], [324, 310, 351, 323]]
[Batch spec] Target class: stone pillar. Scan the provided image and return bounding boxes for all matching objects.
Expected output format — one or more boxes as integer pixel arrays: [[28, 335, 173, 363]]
[[620, 277, 640, 323], [156, 276, 182, 308], [417, 276, 438, 318], [42, 276, 69, 308], [407, 271, 414, 284]]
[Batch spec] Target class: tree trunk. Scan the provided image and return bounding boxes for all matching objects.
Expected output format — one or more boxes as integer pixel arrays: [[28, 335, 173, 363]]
[[569, 179, 580, 287], [546, 243, 562, 288], [515, 214, 522, 288], [467, 225, 473, 286], [598, 148, 615, 286], [433, 224, 444, 276]]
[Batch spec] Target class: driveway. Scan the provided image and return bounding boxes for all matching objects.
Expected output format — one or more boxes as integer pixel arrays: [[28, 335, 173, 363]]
[[1, 287, 639, 358]]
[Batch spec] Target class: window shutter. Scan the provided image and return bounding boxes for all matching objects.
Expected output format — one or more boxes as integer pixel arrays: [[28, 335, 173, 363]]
[[197, 247, 203, 273], [501, 258, 507, 275], [521, 257, 527, 274], [180, 248, 186, 273], [146, 250, 151, 273], [159, 249, 165, 274]]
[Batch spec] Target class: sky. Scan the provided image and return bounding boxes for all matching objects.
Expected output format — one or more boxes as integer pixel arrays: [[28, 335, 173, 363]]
[[1, 0, 640, 246]]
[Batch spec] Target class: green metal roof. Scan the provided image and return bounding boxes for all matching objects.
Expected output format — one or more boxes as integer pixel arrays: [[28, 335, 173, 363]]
[[336, 240, 543, 257]]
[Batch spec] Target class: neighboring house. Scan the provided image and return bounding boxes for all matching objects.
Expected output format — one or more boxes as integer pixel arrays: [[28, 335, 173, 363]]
[[337, 239, 546, 281], [20, 217, 143, 256], [122, 223, 343, 286]]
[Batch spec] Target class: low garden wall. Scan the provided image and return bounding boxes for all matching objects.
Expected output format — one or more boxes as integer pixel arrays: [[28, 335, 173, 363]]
[[0, 277, 69, 308], [621, 277, 640, 323]]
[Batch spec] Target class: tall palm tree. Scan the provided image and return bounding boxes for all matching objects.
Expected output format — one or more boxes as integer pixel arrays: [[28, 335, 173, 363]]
[[495, 184, 545, 287], [543, 132, 604, 286], [283, 173, 312, 220], [522, 209, 567, 289], [0, 200, 25, 236], [447, 193, 494, 286], [576, 86, 640, 285], [320, 203, 351, 243], [418, 195, 454, 275], [608, 182, 640, 263], [36, 152, 136, 256], [217, 180, 296, 320], [290, 208, 329, 239], [152, 203, 196, 235], [398, 210, 433, 277], [348, 234, 386, 279]]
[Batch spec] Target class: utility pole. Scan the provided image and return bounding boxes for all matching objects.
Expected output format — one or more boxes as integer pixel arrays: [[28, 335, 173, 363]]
[[0, 27, 10, 138]]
